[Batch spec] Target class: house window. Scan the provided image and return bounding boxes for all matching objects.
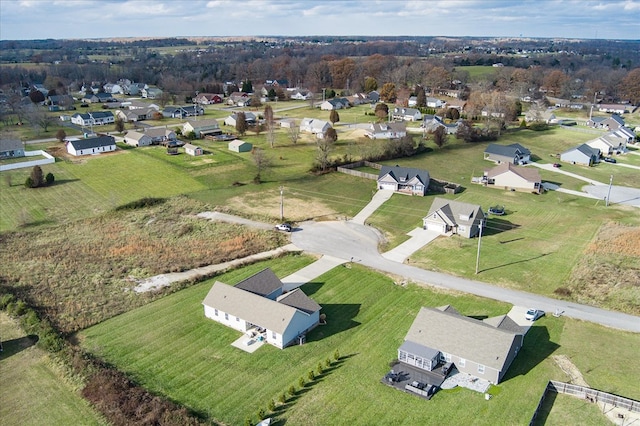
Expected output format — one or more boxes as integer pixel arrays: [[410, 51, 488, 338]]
[[271, 331, 276, 339], [478, 364, 485, 374], [224, 313, 229, 320], [399, 351, 407, 362], [236, 316, 239, 322], [459, 358, 466, 367], [440, 353, 451, 362], [214, 309, 218, 316]]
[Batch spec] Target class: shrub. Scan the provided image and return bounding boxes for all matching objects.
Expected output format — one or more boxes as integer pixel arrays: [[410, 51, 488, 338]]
[[298, 377, 305, 388], [25, 176, 34, 188], [267, 399, 275, 412], [334, 349, 340, 361], [278, 393, 286, 404], [0, 293, 16, 309], [288, 385, 296, 396], [307, 370, 315, 381], [317, 362, 324, 375], [325, 357, 331, 368], [256, 407, 266, 420], [115, 197, 166, 211], [45, 172, 55, 185], [244, 416, 253, 426]]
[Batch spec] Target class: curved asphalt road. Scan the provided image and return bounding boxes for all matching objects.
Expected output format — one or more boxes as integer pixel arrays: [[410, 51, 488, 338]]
[[291, 220, 640, 333]]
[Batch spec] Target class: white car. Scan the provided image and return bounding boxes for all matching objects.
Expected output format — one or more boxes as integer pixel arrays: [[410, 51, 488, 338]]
[[275, 223, 292, 232], [525, 309, 544, 321]]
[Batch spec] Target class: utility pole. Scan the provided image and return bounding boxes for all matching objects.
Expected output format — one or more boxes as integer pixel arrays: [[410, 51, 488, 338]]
[[475, 219, 484, 274], [280, 185, 284, 220], [605, 175, 613, 207]]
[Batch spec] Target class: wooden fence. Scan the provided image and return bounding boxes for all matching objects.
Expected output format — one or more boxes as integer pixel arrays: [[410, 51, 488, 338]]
[[529, 380, 640, 425], [336, 161, 381, 180]]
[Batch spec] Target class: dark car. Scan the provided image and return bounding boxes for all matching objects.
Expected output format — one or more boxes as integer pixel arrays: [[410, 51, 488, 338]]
[[603, 157, 617, 163], [552, 163, 561, 168]]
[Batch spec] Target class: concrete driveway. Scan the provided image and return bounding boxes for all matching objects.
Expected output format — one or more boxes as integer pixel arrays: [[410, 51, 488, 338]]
[[382, 228, 441, 263]]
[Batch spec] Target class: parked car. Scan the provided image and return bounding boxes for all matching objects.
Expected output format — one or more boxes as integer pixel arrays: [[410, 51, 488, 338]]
[[552, 163, 561, 168], [525, 309, 544, 321], [275, 223, 292, 232], [603, 157, 617, 163]]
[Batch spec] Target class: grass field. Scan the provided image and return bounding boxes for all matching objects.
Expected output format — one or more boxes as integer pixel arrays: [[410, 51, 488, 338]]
[[0, 313, 105, 426], [79, 256, 640, 426]]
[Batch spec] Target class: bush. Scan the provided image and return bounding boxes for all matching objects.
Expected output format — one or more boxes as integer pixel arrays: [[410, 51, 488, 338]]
[[325, 357, 331, 368], [307, 370, 315, 381], [115, 197, 166, 211], [334, 349, 340, 361], [267, 399, 275, 412], [288, 385, 296, 396], [298, 377, 305, 388], [528, 122, 549, 131], [278, 393, 286, 404], [256, 407, 266, 420], [45, 172, 55, 185], [25, 176, 34, 188], [0, 293, 16, 309], [317, 362, 324, 375]]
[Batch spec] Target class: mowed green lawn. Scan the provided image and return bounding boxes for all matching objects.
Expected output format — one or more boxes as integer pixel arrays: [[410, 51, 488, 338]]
[[0, 314, 105, 426], [0, 150, 207, 231], [79, 256, 640, 426]]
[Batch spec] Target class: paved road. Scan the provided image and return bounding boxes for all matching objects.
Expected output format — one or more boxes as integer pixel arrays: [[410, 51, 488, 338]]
[[291, 220, 640, 333]]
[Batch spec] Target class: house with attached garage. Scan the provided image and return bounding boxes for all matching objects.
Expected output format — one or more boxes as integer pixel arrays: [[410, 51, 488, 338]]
[[194, 93, 223, 104], [71, 111, 115, 126], [483, 163, 542, 193], [423, 197, 484, 238], [377, 165, 430, 196], [392, 107, 422, 122], [320, 97, 350, 110], [144, 128, 178, 145], [115, 107, 156, 122], [289, 89, 313, 100], [365, 121, 407, 139], [141, 87, 163, 99], [426, 97, 446, 108], [484, 143, 531, 165], [224, 112, 257, 127], [586, 114, 625, 130], [422, 115, 460, 135], [82, 93, 116, 103], [560, 144, 600, 166], [300, 118, 332, 138], [66, 136, 116, 156], [183, 118, 221, 138], [524, 108, 557, 124], [0, 139, 25, 159], [399, 305, 524, 384], [123, 130, 152, 147], [202, 268, 321, 349], [163, 105, 204, 119], [586, 133, 628, 156]]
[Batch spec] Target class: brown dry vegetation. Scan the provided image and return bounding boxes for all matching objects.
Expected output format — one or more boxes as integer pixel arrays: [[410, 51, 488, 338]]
[[0, 195, 287, 333], [226, 191, 339, 222], [559, 223, 640, 315]]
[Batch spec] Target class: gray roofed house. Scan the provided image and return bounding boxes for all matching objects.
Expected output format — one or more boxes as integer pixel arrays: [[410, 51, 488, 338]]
[[234, 268, 283, 300], [123, 130, 152, 147], [0, 139, 25, 159], [202, 268, 321, 349], [484, 163, 542, 193], [224, 112, 257, 127], [560, 144, 600, 166], [144, 128, 177, 144], [484, 143, 531, 165], [586, 133, 628, 155], [365, 121, 407, 139], [423, 197, 484, 238], [400, 306, 524, 384], [183, 118, 221, 138], [377, 165, 430, 196], [392, 107, 422, 122]]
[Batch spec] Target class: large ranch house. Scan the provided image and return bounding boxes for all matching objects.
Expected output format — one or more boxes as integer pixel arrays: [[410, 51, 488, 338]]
[[202, 268, 321, 349]]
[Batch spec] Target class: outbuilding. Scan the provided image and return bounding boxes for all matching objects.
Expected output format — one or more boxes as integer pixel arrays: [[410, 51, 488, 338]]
[[228, 139, 253, 153]]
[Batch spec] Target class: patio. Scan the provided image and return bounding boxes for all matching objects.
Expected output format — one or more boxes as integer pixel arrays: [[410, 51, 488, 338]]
[[381, 361, 449, 400], [441, 368, 491, 393]]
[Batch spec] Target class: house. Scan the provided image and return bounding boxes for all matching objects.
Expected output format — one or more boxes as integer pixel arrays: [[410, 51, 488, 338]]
[[123, 131, 152, 147], [279, 118, 296, 128], [115, 107, 156, 122], [392, 107, 422, 122], [227, 92, 250, 106], [423, 197, 484, 238], [82, 93, 115, 103], [484, 143, 531, 165], [103, 83, 124, 94], [399, 305, 524, 384], [265, 79, 288, 88], [320, 98, 350, 110], [560, 144, 600, 166], [407, 96, 418, 107], [142, 87, 163, 99], [0, 139, 25, 159], [47, 94, 75, 111], [194, 93, 223, 104], [422, 115, 460, 135], [481, 109, 505, 118], [597, 104, 629, 114], [587, 114, 625, 130], [224, 112, 257, 127], [367, 91, 380, 103], [524, 108, 557, 123], [347, 93, 368, 105], [484, 163, 542, 193], [66, 136, 116, 156], [123, 82, 147, 96], [127, 99, 159, 111], [163, 105, 204, 119], [446, 99, 467, 112], [144, 128, 177, 145], [202, 268, 321, 349], [365, 121, 407, 139], [611, 126, 636, 143], [70, 111, 115, 127], [426, 97, 445, 108], [300, 118, 331, 137], [377, 165, 430, 196], [289, 90, 313, 100], [228, 139, 253, 152], [586, 133, 628, 156], [184, 143, 203, 156], [183, 118, 221, 138]]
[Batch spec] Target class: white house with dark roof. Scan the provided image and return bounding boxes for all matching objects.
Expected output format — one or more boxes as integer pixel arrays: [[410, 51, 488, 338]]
[[423, 197, 484, 238], [224, 112, 257, 127], [484, 163, 542, 193], [71, 111, 115, 126], [560, 144, 600, 166], [377, 165, 430, 196], [392, 107, 422, 122], [587, 133, 628, 156], [399, 305, 524, 384], [483, 143, 531, 165], [66, 136, 116, 156], [300, 118, 331, 138], [320, 98, 350, 110], [123, 131, 152, 147], [202, 268, 321, 349], [183, 118, 221, 138]]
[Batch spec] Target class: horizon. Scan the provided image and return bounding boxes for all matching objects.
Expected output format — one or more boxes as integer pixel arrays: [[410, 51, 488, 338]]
[[1, 0, 640, 41]]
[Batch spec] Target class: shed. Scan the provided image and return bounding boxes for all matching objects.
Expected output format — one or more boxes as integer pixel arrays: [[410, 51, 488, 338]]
[[228, 139, 253, 153], [184, 143, 203, 156]]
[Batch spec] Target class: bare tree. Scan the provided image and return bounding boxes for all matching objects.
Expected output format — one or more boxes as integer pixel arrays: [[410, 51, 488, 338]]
[[25, 105, 54, 132], [288, 124, 300, 145], [55, 129, 67, 142], [264, 105, 275, 148], [235, 112, 248, 136], [329, 110, 340, 125], [433, 126, 448, 148], [316, 129, 337, 172], [251, 147, 272, 183]]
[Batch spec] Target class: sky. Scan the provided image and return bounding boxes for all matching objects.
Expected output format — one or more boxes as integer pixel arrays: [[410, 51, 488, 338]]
[[1, 0, 639, 41]]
